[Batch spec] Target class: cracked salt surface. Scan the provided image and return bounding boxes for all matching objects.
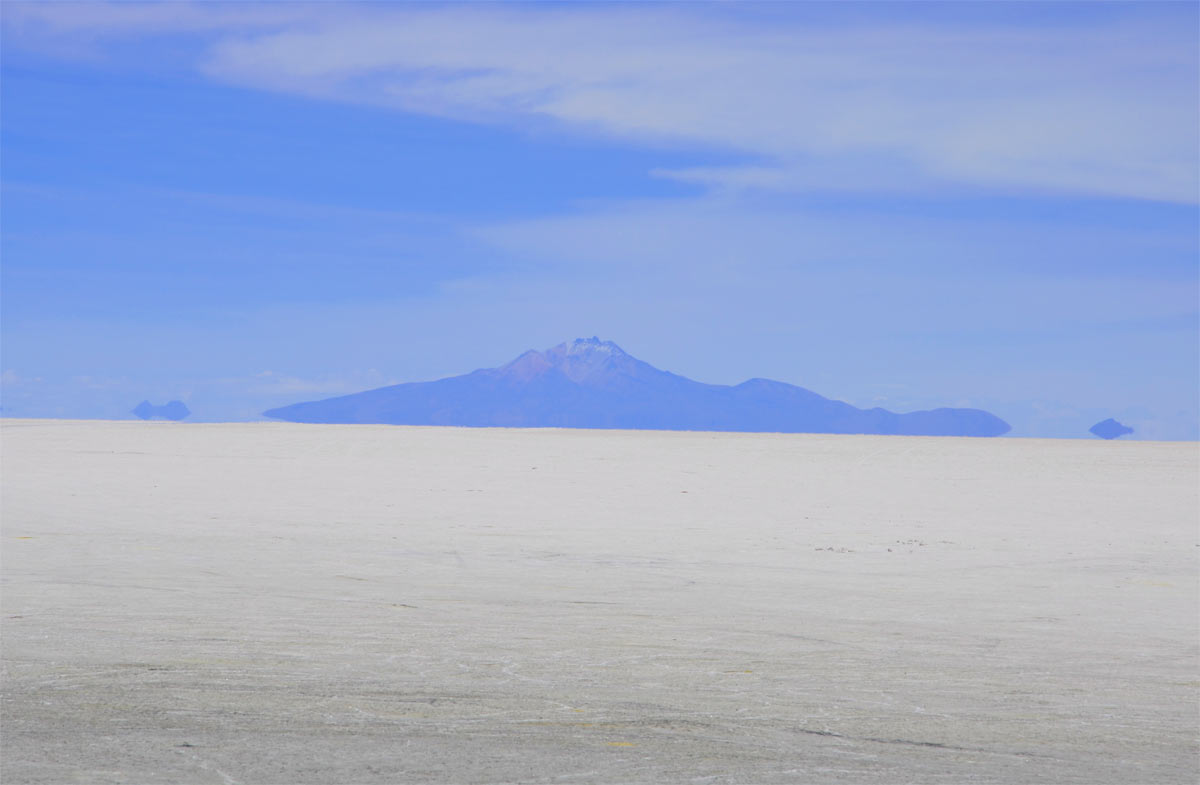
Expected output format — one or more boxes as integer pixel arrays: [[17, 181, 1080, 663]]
[[2, 420, 1197, 783]]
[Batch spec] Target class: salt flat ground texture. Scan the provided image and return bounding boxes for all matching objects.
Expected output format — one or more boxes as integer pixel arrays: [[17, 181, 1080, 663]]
[[2, 420, 1197, 785]]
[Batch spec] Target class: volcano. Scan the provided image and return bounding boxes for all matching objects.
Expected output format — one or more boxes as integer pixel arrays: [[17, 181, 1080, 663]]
[[263, 337, 1010, 437]]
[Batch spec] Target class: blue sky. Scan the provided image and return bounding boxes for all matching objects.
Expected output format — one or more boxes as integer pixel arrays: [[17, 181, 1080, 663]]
[[1, 1, 1197, 438]]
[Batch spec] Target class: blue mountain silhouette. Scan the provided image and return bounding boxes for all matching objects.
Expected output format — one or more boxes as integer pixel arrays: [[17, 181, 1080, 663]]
[[1089, 418, 1134, 440], [264, 338, 1010, 436]]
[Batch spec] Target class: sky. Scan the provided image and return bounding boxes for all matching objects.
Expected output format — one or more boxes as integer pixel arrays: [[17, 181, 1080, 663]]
[[1, 1, 1197, 439]]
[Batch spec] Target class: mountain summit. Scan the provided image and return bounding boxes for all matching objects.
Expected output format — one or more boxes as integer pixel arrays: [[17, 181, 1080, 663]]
[[264, 338, 1010, 436], [497, 337, 638, 384]]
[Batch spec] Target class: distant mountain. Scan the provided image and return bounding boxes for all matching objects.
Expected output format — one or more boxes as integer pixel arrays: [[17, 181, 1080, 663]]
[[1089, 418, 1134, 440], [132, 400, 190, 421], [264, 338, 1011, 437]]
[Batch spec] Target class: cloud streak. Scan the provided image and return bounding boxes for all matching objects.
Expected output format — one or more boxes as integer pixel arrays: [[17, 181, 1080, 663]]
[[6, 2, 1196, 202]]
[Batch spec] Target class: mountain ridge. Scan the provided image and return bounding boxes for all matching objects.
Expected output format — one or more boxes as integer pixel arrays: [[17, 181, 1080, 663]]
[[264, 337, 1011, 436]]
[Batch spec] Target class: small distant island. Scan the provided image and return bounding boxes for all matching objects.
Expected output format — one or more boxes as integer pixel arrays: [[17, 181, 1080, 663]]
[[265, 338, 1011, 437], [1089, 418, 1134, 440], [132, 400, 190, 421]]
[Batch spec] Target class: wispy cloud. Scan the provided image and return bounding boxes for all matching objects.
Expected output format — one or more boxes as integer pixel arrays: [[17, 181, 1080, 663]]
[[247, 369, 397, 397], [0, 369, 43, 387], [6, 2, 1196, 202]]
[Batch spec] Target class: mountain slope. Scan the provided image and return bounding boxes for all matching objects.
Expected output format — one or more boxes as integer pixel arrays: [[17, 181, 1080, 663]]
[[264, 337, 1011, 436]]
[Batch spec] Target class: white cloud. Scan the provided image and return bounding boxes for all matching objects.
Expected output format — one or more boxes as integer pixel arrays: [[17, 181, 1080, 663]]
[[5, 3, 1196, 202], [0, 370, 43, 386], [247, 369, 396, 396]]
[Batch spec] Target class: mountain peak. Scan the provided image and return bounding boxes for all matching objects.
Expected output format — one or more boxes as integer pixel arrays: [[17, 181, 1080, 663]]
[[496, 338, 632, 384], [543, 337, 634, 383], [563, 336, 627, 356]]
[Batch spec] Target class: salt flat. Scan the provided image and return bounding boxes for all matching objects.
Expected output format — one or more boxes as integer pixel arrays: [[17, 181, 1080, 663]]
[[2, 419, 1197, 784]]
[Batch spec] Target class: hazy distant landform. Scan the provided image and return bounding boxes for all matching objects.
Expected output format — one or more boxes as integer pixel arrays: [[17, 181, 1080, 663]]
[[1090, 418, 1134, 440], [131, 400, 190, 421], [265, 338, 1011, 437]]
